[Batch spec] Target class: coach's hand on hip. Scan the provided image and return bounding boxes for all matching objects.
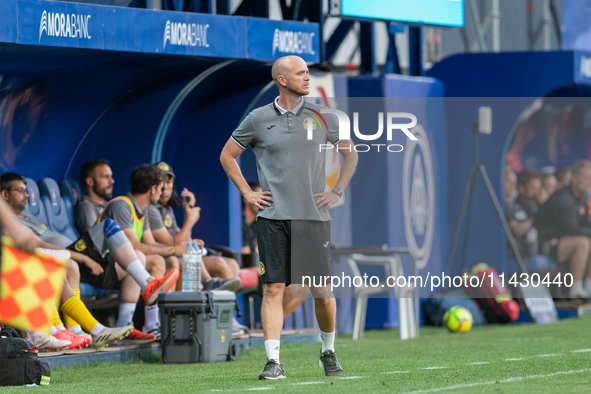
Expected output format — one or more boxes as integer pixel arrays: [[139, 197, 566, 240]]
[[245, 190, 273, 210], [314, 191, 340, 212]]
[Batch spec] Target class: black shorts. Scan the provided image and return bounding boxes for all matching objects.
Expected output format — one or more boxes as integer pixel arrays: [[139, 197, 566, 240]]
[[67, 232, 120, 290], [255, 218, 331, 285]]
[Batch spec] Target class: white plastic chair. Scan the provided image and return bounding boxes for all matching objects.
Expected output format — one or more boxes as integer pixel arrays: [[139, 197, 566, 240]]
[[347, 253, 418, 340]]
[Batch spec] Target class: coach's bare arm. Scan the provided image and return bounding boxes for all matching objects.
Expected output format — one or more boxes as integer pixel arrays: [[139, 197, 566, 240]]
[[220, 139, 274, 210], [314, 139, 359, 212]]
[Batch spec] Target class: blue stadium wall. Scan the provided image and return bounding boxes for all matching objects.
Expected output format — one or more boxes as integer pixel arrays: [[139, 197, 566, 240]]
[[427, 50, 591, 275]]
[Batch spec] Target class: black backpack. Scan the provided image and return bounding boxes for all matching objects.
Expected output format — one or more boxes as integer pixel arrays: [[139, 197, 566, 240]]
[[0, 327, 51, 387]]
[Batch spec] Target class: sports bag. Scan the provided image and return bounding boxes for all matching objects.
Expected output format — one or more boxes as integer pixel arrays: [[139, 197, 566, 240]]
[[0, 327, 51, 387], [464, 263, 520, 324]]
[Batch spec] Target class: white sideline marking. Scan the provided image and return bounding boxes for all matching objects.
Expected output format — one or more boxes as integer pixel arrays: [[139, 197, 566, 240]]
[[466, 362, 489, 365], [571, 349, 591, 353], [337, 376, 363, 379], [505, 358, 524, 361], [291, 382, 323, 385], [245, 388, 274, 391], [398, 368, 591, 394], [381, 371, 410, 374], [537, 353, 562, 357], [422, 367, 448, 370]]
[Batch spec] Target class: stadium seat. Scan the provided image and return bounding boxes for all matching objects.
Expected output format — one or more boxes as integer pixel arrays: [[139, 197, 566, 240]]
[[59, 178, 83, 232], [24, 177, 50, 228], [37, 177, 80, 241], [347, 253, 418, 340]]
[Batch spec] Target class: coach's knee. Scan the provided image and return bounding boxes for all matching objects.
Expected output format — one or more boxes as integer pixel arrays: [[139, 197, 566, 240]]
[[263, 283, 286, 300]]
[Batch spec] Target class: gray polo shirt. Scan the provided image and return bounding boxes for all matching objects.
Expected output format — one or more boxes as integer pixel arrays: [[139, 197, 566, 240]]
[[16, 211, 74, 248], [75, 195, 106, 234], [232, 100, 340, 221], [147, 204, 179, 231], [100, 192, 150, 233]]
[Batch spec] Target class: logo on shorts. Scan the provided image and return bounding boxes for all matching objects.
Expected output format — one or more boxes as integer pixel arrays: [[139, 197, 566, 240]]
[[164, 215, 172, 228], [74, 239, 86, 252], [260, 261, 265, 275]]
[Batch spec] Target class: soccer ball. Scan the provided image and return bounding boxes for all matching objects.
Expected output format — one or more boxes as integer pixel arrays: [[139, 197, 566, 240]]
[[443, 306, 473, 333]]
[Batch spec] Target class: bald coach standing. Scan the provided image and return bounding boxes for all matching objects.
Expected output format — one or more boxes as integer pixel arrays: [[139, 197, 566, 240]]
[[220, 55, 358, 380]]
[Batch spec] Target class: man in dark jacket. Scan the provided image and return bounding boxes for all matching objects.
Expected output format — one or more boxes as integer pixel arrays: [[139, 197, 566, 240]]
[[535, 160, 591, 298]]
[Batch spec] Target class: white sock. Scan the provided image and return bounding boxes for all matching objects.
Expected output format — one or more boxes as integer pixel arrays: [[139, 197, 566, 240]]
[[144, 306, 159, 330], [55, 324, 66, 331], [50, 326, 58, 335], [569, 280, 584, 297], [126, 260, 152, 292], [70, 325, 83, 334], [89, 323, 106, 336], [320, 330, 335, 353], [264, 340, 280, 363], [117, 303, 137, 327]]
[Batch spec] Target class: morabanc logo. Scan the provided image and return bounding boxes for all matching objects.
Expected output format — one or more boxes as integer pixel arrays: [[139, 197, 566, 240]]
[[39, 10, 92, 41], [163, 21, 209, 49], [272, 28, 315, 57]]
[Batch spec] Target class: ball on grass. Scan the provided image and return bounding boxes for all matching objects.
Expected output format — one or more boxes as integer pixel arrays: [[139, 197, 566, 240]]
[[443, 306, 473, 333]]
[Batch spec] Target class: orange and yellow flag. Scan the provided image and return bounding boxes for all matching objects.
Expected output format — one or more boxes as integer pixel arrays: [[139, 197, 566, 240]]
[[0, 236, 67, 332]]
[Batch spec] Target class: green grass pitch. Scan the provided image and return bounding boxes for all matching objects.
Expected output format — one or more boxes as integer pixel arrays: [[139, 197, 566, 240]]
[[6, 315, 591, 393]]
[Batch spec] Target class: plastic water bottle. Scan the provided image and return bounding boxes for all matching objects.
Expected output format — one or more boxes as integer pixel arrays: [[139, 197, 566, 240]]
[[182, 242, 198, 292], [194, 242, 203, 291], [526, 227, 538, 256]]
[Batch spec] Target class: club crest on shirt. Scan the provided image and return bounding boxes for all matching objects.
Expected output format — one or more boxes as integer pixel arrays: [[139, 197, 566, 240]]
[[164, 215, 172, 228], [260, 261, 265, 275], [74, 239, 86, 252]]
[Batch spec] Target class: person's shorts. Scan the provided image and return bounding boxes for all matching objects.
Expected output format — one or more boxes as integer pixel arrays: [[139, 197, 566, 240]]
[[67, 232, 120, 290], [255, 218, 331, 286]]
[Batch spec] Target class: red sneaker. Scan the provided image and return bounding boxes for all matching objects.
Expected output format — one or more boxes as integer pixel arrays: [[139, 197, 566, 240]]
[[54, 329, 89, 350], [117, 327, 157, 345], [141, 269, 179, 305]]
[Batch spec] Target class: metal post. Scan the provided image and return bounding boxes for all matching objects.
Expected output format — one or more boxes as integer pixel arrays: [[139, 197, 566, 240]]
[[492, 0, 500, 52], [543, 0, 551, 50], [408, 26, 422, 76]]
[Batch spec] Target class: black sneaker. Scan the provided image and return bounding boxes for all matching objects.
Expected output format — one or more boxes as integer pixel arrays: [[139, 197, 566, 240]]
[[204, 277, 242, 292], [257, 359, 286, 380], [319, 349, 344, 376]]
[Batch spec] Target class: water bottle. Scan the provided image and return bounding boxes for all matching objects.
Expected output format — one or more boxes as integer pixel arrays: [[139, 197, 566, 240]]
[[194, 242, 203, 291], [182, 242, 198, 292], [526, 227, 538, 256]]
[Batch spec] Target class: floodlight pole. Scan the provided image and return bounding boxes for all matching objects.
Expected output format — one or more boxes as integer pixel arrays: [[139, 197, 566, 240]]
[[446, 124, 528, 276]]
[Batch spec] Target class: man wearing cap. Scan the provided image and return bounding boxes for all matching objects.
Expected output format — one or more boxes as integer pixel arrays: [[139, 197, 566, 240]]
[[148, 162, 241, 286]]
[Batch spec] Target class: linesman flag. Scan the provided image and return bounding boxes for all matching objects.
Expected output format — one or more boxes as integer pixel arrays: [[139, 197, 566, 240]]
[[0, 236, 67, 332]]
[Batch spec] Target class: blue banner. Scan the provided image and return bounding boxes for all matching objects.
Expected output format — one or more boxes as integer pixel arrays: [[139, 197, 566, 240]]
[[246, 18, 319, 62], [9, 0, 248, 58], [0, 0, 17, 43]]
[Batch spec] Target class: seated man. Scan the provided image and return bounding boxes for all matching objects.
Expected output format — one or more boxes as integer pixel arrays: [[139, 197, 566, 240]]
[[506, 170, 555, 272], [75, 159, 114, 234], [97, 164, 238, 337], [0, 195, 132, 349], [1, 172, 178, 343], [148, 162, 241, 284], [535, 160, 591, 298]]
